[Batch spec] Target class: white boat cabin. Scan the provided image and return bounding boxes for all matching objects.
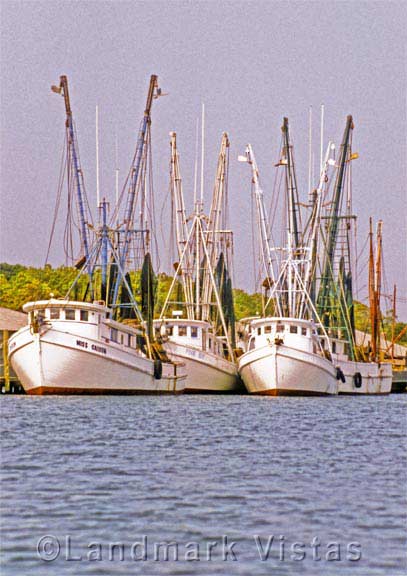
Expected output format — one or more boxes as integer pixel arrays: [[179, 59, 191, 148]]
[[154, 319, 228, 358], [239, 317, 329, 356], [22, 299, 146, 353]]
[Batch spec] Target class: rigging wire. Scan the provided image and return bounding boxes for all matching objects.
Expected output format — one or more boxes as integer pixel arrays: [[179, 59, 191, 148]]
[[45, 135, 67, 265]]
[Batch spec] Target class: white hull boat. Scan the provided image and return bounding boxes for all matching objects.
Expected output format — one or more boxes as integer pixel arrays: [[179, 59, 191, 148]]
[[331, 340, 392, 394], [337, 360, 392, 395], [329, 337, 392, 394], [238, 317, 338, 396], [154, 319, 240, 393], [9, 300, 185, 395]]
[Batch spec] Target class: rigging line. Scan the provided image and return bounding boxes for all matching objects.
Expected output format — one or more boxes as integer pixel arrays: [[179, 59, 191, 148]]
[[268, 134, 284, 248], [147, 129, 161, 271], [355, 231, 370, 279], [65, 143, 75, 262], [73, 120, 94, 227], [269, 163, 284, 254], [45, 135, 67, 265], [161, 176, 173, 272], [250, 186, 257, 294], [110, 126, 140, 228]]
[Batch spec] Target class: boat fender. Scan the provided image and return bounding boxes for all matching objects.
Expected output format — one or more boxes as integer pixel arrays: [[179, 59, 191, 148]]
[[336, 367, 346, 383], [154, 359, 162, 380], [353, 372, 362, 388]]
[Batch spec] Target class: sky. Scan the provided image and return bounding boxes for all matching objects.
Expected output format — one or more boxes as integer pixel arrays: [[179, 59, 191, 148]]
[[1, 0, 406, 318]]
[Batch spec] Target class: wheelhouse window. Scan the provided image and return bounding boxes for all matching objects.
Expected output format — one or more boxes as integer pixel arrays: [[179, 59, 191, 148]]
[[80, 310, 88, 322], [110, 328, 118, 343], [167, 326, 173, 336], [191, 327, 198, 338], [257, 327, 262, 335], [264, 325, 272, 334], [276, 324, 284, 333], [208, 338, 212, 350], [332, 341, 336, 353], [249, 337, 255, 350], [301, 327, 307, 336], [127, 334, 132, 347], [65, 309, 76, 320], [50, 308, 60, 319], [178, 326, 187, 337], [290, 325, 298, 334]]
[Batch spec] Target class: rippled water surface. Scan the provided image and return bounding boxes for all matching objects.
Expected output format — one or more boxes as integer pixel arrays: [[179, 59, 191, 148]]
[[1, 394, 406, 575]]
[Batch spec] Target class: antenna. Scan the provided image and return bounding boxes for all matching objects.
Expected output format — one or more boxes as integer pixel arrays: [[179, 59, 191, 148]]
[[115, 132, 119, 212], [96, 104, 100, 209], [308, 105, 312, 196], [320, 103, 324, 173], [193, 117, 199, 210], [200, 102, 205, 208]]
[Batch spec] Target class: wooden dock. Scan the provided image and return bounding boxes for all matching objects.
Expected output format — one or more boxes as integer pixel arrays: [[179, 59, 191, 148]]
[[0, 307, 27, 394]]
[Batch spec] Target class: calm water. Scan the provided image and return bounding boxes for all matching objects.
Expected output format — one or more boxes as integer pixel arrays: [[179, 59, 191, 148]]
[[1, 395, 406, 576]]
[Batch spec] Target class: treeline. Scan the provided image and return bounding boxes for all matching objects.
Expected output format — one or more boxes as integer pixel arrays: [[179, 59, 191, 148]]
[[0, 263, 406, 345], [0, 263, 264, 321]]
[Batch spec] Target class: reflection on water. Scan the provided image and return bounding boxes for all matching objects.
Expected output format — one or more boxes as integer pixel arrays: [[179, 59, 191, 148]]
[[1, 394, 406, 575]]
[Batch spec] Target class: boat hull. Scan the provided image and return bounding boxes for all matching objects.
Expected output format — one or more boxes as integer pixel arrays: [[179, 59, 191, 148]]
[[238, 343, 338, 396], [335, 358, 392, 394], [163, 341, 241, 393], [9, 326, 185, 394]]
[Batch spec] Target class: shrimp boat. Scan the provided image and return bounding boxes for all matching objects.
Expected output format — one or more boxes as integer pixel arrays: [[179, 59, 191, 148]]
[[9, 299, 183, 394], [314, 115, 391, 394], [9, 74, 185, 394], [237, 121, 338, 395], [154, 131, 240, 392]]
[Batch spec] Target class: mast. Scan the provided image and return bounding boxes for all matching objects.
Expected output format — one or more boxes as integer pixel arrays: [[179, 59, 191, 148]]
[[169, 132, 194, 318], [96, 105, 100, 209], [239, 145, 282, 316], [301, 141, 334, 316], [368, 218, 383, 361], [51, 75, 92, 268], [368, 218, 377, 359], [281, 117, 302, 316], [100, 198, 109, 303], [320, 104, 325, 173], [308, 106, 312, 197], [201, 132, 230, 322], [281, 117, 301, 249], [391, 284, 397, 360], [317, 114, 354, 325], [111, 75, 161, 311], [115, 133, 119, 226]]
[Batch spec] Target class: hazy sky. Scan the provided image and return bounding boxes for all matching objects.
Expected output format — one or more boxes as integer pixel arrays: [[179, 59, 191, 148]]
[[1, 0, 406, 317]]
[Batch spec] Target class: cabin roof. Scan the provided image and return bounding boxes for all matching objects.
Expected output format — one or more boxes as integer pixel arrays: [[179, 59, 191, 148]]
[[241, 316, 314, 328], [22, 299, 111, 314], [154, 318, 212, 328], [0, 307, 27, 331]]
